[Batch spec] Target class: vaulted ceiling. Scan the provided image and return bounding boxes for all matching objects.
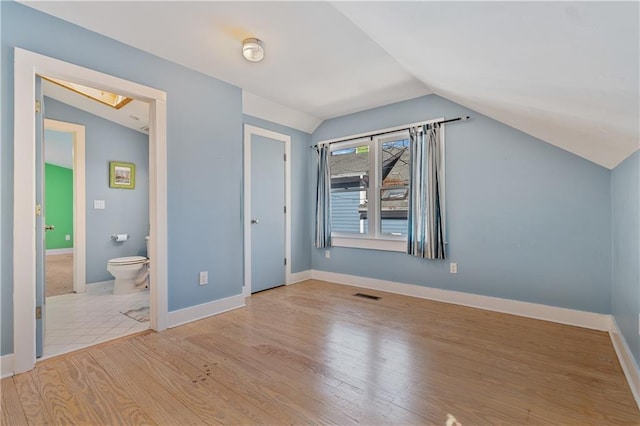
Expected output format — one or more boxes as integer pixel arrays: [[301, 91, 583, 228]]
[[23, 1, 639, 169]]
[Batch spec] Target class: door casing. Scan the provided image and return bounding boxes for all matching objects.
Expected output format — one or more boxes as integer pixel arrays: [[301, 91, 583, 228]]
[[243, 124, 291, 296], [13, 47, 169, 374]]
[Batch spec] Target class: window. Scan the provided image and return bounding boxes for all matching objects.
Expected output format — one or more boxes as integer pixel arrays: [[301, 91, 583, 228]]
[[42, 76, 134, 109], [329, 131, 410, 251]]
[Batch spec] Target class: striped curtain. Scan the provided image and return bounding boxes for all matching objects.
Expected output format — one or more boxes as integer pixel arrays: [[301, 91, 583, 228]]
[[315, 145, 332, 248], [407, 123, 446, 259]]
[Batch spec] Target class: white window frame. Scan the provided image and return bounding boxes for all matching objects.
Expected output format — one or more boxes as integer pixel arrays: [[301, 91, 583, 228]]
[[324, 119, 444, 252]]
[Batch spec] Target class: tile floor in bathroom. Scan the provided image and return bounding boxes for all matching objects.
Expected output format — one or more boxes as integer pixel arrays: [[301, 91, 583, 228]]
[[43, 287, 150, 359]]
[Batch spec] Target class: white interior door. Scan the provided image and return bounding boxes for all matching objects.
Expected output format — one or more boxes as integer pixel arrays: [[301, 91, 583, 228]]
[[250, 134, 286, 293]]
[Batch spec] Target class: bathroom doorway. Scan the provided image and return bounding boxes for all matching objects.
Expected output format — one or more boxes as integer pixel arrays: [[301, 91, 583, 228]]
[[13, 48, 169, 374], [39, 80, 152, 360]]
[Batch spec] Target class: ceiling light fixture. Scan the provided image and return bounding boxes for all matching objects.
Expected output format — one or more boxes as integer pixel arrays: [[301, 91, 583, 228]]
[[242, 38, 265, 62]]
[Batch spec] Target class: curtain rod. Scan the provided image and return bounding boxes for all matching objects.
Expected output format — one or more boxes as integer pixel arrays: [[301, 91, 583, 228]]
[[310, 115, 470, 149]]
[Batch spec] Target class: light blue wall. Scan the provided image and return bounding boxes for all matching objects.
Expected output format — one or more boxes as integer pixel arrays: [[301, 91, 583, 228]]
[[1, 2, 243, 355], [44, 97, 150, 283], [312, 95, 613, 314], [243, 115, 312, 273], [611, 150, 640, 366]]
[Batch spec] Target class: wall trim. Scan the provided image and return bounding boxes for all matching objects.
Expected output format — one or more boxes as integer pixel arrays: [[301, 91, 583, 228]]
[[310, 270, 612, 331], [168, 294, 246, 328], [1, 354, 14, 379], [609, 317, 640, 409], [45, 248, 73, 255], [288, 270, 312, 285]]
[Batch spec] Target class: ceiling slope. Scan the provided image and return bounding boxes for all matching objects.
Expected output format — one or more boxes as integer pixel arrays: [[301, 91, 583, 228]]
[[332, 1, 639, 169], [22, 1, 429, 123], [20, 1, 640, 168]]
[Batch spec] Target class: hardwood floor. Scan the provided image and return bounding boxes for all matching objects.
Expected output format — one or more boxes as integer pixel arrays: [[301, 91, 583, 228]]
[[2, 279, 639, 425]]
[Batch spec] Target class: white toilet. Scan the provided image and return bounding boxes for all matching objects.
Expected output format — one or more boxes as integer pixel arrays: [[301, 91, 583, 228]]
[[107, 236, 150, 294]]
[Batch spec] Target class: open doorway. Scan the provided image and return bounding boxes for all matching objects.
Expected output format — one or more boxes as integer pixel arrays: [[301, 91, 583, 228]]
[[44, 127, 75, 297], [13, 48, 168, 374], [40, 95, 151, 359], [43, 118, 86, 298]]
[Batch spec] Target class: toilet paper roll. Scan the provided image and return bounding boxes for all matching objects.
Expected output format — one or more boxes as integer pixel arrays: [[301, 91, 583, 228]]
[[114, 234, 129, 242]]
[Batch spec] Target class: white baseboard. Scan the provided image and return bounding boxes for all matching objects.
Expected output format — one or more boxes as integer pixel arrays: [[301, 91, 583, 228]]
[[1, 354, 14, 378], [288, 270, 312, 285], [609, 317, 640, 409], [310, 270, 612, 331], [168, 294, 245, 328], [86, 280, 114, 293], [46, 248, 73, 255]]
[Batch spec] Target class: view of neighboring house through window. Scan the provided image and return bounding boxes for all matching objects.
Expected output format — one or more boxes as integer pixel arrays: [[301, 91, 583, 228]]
[[379, 135, 409, 235], [329, 131, 410, 241]]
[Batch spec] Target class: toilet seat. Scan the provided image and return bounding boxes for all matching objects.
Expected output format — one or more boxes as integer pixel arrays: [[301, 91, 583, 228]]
[[108, 256, 147, 265]]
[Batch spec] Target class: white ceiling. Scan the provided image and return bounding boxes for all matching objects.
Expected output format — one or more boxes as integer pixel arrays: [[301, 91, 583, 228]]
[[23, 1, 639, 169]]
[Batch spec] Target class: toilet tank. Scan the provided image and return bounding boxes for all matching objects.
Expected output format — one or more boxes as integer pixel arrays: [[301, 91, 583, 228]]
[[145, 236, 150, 258]]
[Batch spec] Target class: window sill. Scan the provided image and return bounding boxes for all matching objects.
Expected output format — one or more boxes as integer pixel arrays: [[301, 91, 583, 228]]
[[331, 236, 406, 252]]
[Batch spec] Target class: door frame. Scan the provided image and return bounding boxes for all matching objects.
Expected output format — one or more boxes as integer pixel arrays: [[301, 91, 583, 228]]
[[44, 119, 87, 294], [13, 47, 169, 374], [243, 124, 291, 297]]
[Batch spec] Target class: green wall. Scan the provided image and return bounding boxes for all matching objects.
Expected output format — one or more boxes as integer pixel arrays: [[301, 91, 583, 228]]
[[45, 163, 73, 250]]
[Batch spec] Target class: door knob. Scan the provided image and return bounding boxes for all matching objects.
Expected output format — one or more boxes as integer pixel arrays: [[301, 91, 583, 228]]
[[45, 225, 55, 231], [251, 218, 259, 224]]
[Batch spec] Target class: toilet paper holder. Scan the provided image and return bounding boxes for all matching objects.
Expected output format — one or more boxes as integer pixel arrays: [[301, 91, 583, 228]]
[[111, 233, 131, 242]]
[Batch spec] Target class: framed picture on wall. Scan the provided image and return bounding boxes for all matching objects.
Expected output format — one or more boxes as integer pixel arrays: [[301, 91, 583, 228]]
[[109, 161, 136, 189]]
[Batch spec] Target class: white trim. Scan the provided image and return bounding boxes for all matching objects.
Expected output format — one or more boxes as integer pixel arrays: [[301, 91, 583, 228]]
[[331, 236, 405, 252], [168, 294, 245, 328], [13, 48, 168, 374], [44, 118, 86, 293], [1, 354, 14, 379], [86, 280, 115, 293], [242, 91, 321, 134], [609, 317, 640, 409], [310, 270, 612, 331], [45, 248, 73, 255], [243, 124, 291, 297], [148, 96, 169, 333], [288, 270, 312, 285]]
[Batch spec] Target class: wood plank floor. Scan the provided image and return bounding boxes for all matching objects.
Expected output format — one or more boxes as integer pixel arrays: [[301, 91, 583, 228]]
[[2, 279, 639, 425]]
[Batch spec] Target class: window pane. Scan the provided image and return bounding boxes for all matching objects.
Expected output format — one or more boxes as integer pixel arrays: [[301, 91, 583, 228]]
[[330, 145, 369, 190], [330, 145, 369, 234], [380, 188, 408, 235], [331, 190, 368, 234], [381, 139, 409, 188]]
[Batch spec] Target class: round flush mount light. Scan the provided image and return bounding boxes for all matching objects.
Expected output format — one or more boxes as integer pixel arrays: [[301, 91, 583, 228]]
[[242, 38, 265, 62]]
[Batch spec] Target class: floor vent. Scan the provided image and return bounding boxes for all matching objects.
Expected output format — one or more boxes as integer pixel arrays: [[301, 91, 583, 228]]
[[354, 293, 381, 300]]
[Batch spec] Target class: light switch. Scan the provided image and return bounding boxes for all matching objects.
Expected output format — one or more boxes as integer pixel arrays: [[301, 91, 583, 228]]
[[94, 200, 105, 210]]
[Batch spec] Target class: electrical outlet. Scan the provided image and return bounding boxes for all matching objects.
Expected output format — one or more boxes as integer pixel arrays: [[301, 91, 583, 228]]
[[65, 234, 71, 241], [199, 271, 208, 285], [93, 200, 105, 210], [325, 250, 331, 259], [450, 262, 458, 274]]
